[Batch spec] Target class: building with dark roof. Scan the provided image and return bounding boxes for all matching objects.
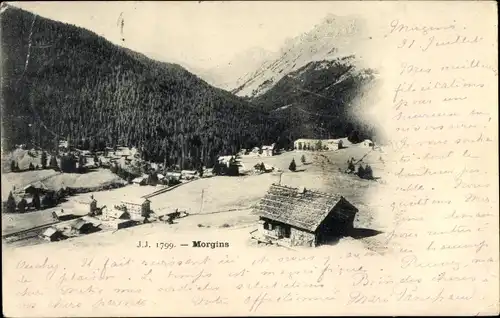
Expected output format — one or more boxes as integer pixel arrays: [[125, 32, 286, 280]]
[[41, 227, 64, 242], [71, 219, 94, 234], [252, 184, 358, 247]]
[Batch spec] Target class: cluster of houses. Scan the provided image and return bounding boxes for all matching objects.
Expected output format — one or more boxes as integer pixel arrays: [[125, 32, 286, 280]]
[[41, 196, 153, 242]]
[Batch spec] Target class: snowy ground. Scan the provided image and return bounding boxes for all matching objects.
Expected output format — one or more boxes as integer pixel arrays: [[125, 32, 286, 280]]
[[3, 143, 390, 251]]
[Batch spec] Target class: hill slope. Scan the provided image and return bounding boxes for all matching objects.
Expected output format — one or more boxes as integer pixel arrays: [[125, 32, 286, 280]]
[[1, 6, 275, 169], [253, 56, 378, 141]]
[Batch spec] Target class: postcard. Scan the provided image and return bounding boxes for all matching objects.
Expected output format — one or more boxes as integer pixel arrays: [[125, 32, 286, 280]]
[[1, 1, 498, 316]]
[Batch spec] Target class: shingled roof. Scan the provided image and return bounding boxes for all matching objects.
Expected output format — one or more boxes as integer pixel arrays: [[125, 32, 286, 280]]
[[253, 184, 358, 232]]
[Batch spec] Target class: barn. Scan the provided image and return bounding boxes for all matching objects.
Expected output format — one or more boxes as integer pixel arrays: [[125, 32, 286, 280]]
[[252, 184, 358, 247]]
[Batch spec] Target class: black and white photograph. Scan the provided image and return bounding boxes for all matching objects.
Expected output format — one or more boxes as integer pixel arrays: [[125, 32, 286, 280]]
[[2, 1, 498, 316]]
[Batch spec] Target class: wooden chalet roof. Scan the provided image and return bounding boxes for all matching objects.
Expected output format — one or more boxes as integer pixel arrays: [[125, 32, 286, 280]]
[[253, 184, 358, 232], [42, 227, 59, 237]]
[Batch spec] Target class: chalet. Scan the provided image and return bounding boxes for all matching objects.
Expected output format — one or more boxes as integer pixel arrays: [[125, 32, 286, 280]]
[[23, 182, 49, 195], [104, 209, 130, 220], [71, 219, 94, 234], [360, 139, 375, 148], [107, 219, 137, 230], [165, 172, 182, 181], [261, 143, 276, 156], [218, 156, 235, 167], [81, 216, 102, 227], [121, 198, 151, 218], [132, 175, 148, 185], [252, 184, 359, 247], [41, 227, 64, 242], [181, 170, 197, 180], [58, 140, 69, 152]]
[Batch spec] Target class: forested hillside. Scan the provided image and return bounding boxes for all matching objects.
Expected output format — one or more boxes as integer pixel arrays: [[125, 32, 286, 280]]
[[253, 57, 378, 142], [1, 7, 276, 169]]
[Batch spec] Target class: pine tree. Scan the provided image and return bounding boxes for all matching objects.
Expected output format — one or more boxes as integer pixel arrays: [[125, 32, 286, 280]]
[[29, 162, 35, 170], [32, 192, 41, 210], [6, 191, 16, 213], [227, 162, 239, 176], [15, 162, 20, 171], [42, 191, 56, 208], [10, 160, 16, 172], [357, 165, 365, 178], [364, 165, 373, 180], [41, 151, 48, 169], [212, 162, 222, 176], [289, 158, 297, 172], [301, 155, 306, 164], [148, 172, 159, 186], [316, 140, 322, 151], [17, 198, 27, 213], [60, 155, 77, 173], [49, 156, 58, 170], [348, 160, 355, 172], [78, 155, 85, 173], [338, 140, 344, 150]]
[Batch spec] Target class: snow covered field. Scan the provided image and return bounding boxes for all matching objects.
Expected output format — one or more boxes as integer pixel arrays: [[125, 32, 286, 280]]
[[3, 143, 389, 252]]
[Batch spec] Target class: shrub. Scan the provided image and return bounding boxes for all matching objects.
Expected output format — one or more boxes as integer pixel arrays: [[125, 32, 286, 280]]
[[301, 155, 306, 164], [289, 158, 297, 172]]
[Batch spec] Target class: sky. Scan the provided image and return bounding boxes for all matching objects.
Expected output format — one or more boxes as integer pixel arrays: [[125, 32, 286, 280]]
[[8, 1, 366, 70]]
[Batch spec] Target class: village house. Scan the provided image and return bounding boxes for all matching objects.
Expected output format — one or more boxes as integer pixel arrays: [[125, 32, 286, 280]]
[[165, 171, 182, 181], [181, 170, 197, 180], [121, 198, 151, 219], [41, 227, 64, 242], [250, 147, 260, 155], [261, 143, 276, 156], [104, 209, 130, 220], [23, 182, 49, 195], [71, 219, 95, 234], [132, 175, 148, 185], [107, 219, 137, 230], [360, 139, 375, 148], [218, 155, 235, 167], [252, 184, 359, 247]]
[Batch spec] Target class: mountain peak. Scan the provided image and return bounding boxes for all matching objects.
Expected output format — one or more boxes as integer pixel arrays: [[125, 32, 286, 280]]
[[232, 13, 368, 97]]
